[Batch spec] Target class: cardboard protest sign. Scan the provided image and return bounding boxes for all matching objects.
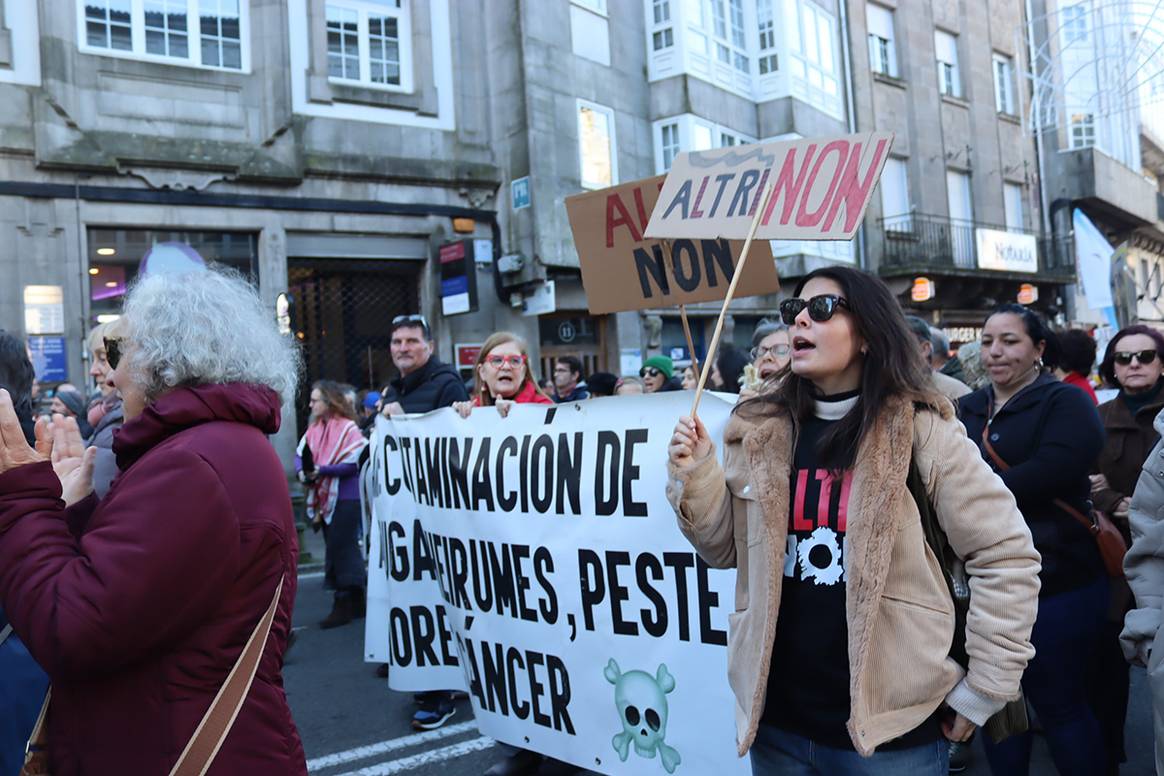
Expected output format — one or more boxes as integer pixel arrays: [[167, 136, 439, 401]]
[[566, 176, 779, 315], [644, 131, 894, 241], [365, 395, 750, 776]]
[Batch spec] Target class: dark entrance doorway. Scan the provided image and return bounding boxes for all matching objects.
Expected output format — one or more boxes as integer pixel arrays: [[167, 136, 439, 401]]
[[288, 258, 419, 435]]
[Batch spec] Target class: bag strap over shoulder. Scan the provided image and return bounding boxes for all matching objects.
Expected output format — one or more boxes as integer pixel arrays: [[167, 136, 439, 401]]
[[979, 411, 1100, 536], [169, 576, 285, 776], [0, 623, 11, 647]]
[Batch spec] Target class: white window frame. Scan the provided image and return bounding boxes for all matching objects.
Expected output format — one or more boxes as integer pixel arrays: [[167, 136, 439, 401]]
[[325, 0, 413, 93], [1062, 3, 1089, 45], [866, 3, 897, 78], [935, 29, 961, 98], [880, 156, 912, 232], [706, 0, 750, 74], [76, 0, 250, 72], [1070, 112, 1096, 148], [651, 0, 675, 51], [572, 0, 608, 16], [659, 121, 680, 171], [577, 99, 618, 190], [757, 0, 778, 74], [1004, 182, 1024, 231], [788, 0, 842, 117], [992, 53, 1015, 114], [653, 114, 756, 174]]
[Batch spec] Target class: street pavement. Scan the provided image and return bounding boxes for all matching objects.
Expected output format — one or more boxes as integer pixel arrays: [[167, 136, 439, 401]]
[[286, 533, 1157, 775]]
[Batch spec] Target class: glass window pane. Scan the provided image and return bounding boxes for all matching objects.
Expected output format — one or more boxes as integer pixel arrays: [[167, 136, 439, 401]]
[[111, 23, 132, 50], [223, 41, 241, 68], [579, 105, 614, 188], [146, 28, 166, 54], [86, 20, 108, 47]]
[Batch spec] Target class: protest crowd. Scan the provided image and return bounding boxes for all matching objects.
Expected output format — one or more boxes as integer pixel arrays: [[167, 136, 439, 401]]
[[0, 257, 1160, 776]]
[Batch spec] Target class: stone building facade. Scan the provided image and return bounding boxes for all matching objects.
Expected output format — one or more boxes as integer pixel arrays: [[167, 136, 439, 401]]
[[3, 0, 1134, 460]]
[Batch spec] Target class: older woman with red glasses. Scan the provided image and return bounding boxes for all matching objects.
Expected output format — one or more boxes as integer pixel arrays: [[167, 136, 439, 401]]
[[453, 332, 551, 419]]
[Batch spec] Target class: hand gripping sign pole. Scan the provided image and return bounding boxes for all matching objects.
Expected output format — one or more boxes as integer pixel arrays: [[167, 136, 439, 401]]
[[690, 182, 776, 417]]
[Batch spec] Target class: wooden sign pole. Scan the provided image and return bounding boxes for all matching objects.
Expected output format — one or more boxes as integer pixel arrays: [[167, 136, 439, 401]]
[[662, 238, 702, 379], [690, 182, 776, 417], [678, 304, 699, 379]]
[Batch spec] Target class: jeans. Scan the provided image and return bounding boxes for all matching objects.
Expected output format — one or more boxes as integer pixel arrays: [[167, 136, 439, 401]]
[[749, 726, 948, 775], [982, 577, 1108, 776]]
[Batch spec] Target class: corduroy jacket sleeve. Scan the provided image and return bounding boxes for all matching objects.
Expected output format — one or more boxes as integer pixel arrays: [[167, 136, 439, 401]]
[[666, 442, 737, 569], [918, 413, 1041, 704]]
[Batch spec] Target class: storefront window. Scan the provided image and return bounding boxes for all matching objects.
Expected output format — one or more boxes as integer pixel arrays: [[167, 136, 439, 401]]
[[87, 228, 258, 325]]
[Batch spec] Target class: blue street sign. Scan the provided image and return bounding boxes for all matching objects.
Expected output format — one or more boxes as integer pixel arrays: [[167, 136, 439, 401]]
[[28, 335, 67, 383], [511, 177, 531, 211]]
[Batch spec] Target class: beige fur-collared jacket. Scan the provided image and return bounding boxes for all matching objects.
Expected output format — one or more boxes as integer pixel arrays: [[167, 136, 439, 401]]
[[666, 395, 1041, 757]]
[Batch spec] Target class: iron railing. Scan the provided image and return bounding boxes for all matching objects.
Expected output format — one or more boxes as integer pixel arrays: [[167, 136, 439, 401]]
[[877, 213, 1074, 278]]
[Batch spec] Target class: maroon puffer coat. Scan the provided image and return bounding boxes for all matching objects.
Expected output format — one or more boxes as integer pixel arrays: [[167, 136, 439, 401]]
[[0, 383, 306, 775]]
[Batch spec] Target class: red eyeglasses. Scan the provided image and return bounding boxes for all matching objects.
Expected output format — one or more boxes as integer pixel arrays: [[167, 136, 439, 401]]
[[485, 354, 526, 369]]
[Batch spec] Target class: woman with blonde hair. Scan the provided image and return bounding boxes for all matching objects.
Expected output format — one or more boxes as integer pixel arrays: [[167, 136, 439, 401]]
[[453, 332, 551, 418], [85, 319, 126, 498], [298, 379, 366, 629]]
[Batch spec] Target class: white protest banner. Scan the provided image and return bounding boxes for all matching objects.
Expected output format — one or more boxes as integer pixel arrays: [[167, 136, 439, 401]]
[[644, 132, 893, 241], [364, 447, 472, 692], [365, 394, 751, 776]]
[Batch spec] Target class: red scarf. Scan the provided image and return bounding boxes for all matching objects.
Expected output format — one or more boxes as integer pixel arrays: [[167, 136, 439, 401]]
[[472, 380, 553, 406]]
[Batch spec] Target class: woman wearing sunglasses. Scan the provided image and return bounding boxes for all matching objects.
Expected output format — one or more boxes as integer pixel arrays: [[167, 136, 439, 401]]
[[1088, 325, 1164, 773], [668, 267, 1039, 775], [0, 268, 306, 774], [958, 304, 1108, 776], [453, 332, 551, 419]]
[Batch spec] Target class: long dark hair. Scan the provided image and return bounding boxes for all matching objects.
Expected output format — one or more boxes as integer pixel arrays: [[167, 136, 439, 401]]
[[0, 330, 35, 424], [715, 344, 751, 394], [738, 267, 940, 469]]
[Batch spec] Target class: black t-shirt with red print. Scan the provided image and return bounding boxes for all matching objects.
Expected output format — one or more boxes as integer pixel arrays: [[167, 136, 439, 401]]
[[761, 395, 941, 751]]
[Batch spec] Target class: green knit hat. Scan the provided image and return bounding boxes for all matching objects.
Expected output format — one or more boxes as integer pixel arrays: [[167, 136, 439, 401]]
[[641, 355, 674, 379]]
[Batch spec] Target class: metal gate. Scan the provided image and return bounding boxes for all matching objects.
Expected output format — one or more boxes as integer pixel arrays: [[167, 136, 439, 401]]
[[288, 258, 419, 434]]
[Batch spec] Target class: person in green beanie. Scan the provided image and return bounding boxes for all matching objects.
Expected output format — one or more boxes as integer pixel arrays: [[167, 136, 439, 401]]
[[640, 355, 682, 393]]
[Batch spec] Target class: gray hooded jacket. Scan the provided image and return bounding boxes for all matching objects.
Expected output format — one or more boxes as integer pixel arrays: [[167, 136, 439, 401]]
[[1123, 408, 1164, 775]]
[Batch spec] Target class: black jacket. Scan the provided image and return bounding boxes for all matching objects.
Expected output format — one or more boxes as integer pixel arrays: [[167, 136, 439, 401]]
[[958, 373, 1105, 596], [383, 357, 468, 414]]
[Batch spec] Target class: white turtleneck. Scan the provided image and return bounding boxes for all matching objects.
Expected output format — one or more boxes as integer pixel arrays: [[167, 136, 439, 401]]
[[813, 393, 858, 421]]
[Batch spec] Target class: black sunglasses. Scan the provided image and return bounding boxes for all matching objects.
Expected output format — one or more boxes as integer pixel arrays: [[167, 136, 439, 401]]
[[1114, 349, 1158, 366], [640, 366, 663, 378], [391, 314, 429, 334], [779, 294, 850, 325], [104, 337, 123, 370]]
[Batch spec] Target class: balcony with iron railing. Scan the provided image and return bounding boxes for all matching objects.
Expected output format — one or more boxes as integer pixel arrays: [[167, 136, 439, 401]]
[[876, 213, 1075, 281]]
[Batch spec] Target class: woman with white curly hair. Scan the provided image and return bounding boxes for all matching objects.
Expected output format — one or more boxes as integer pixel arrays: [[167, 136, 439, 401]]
[[0, 267, 307, 775]]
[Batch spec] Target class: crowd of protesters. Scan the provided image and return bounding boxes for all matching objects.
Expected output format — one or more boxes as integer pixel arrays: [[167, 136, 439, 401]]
[[1, 262, 1164, 776]]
